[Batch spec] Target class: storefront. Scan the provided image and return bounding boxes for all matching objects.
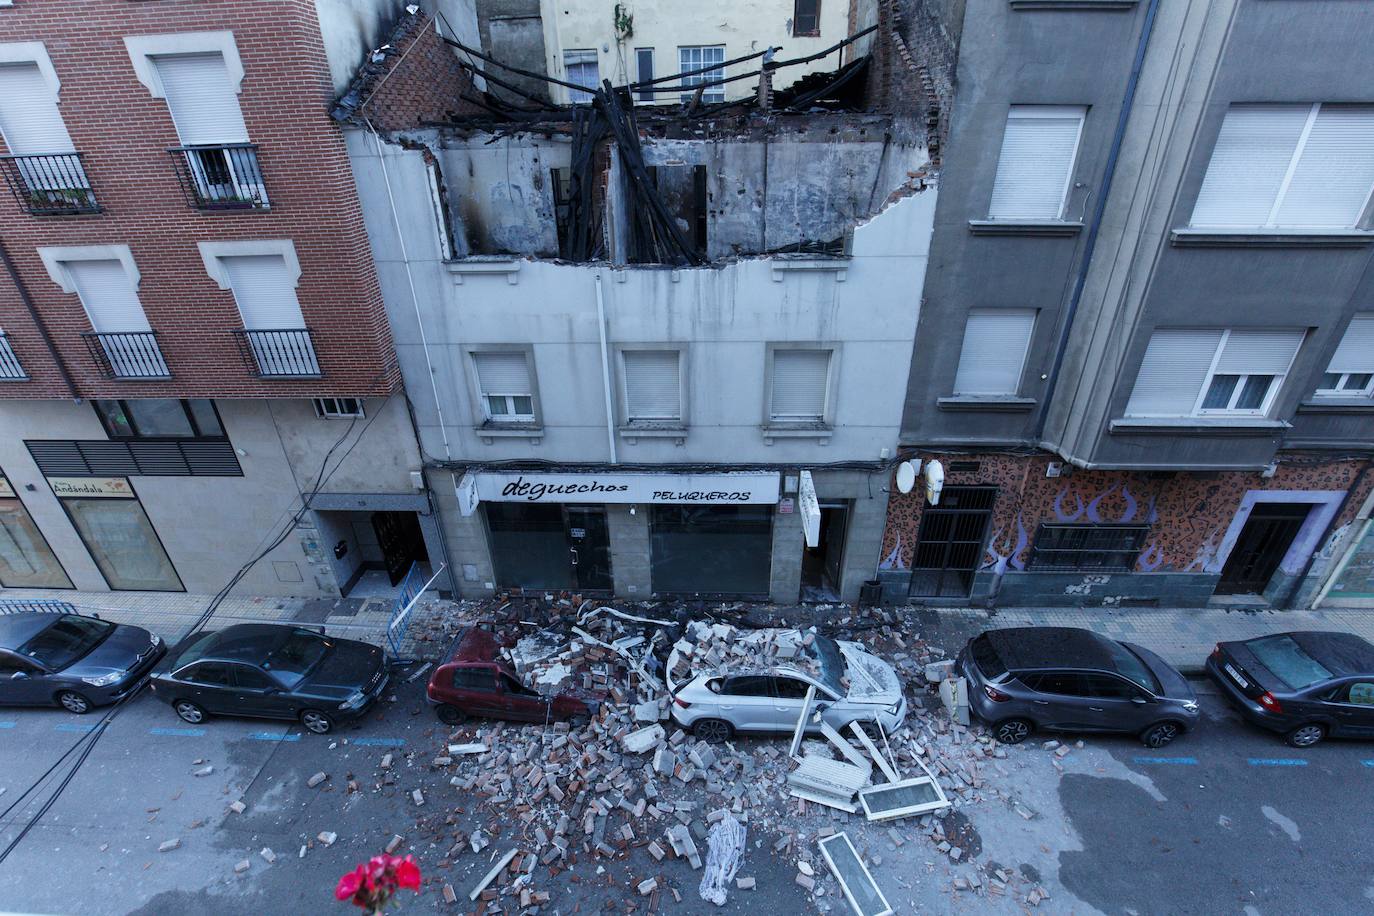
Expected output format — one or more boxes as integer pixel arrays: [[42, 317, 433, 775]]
[[47, 477, 183, 592], [0, 471, 73, 589]]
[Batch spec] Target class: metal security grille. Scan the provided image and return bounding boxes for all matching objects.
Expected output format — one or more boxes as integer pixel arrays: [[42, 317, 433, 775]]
[[908, 487, 996, 598], [26, 440, 242, 477], [1029, 524, 1150, 571]]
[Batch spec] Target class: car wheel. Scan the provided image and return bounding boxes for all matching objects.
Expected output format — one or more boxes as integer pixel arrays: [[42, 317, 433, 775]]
[[174, 700, 207, 725], [993, 718, 1033, 745], [1140, 721, 1182, 748], [56, 690, 91, 715], [693, 718, 733, 743], [1284, 722, 1325, 748], [300, 709, 334, 735], [435, 704, 465, 726]]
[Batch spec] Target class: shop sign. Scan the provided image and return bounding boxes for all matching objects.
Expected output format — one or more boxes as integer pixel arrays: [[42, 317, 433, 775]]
[[47, 477, 135, 499], [473, 471, 780, 505], [799, 470, 821, 547], [456, 472, 480, 517], [0, 476, 13, 498]]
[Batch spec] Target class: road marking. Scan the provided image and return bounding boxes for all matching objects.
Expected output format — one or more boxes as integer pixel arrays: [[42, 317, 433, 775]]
[[248, 732, 301, 743], [150, 727, 206, 737], [1247, 758, 1307, 767], [0, 722, 16, 729], [352, 737, 406, 747], [1362, 760, 1374, 768], [1132, 756, 1197, 765], [55, 723, 96, 733]]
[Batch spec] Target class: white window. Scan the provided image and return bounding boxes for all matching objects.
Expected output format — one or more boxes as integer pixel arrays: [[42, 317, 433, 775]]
[[221, 255, 305, 330], [1191, 104, 1374, 229], [313, 397, 365, 419], [679, 46, 725, 104], [564, 50, 598, 104], [987, 106, 1086, 221], [1125, 329, 1304, 418], [1316, 316, 1374, 398], [952, 308, 1036, 396], [473, 352, 535, 422], [63, 257, 168, 379], [769, 349, 831, 423], [622, 350, 681, 422], [0, 58, 94, 208]]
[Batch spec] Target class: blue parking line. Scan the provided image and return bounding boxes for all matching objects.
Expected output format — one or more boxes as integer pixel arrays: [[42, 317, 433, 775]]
[[55, 723, 96, 733], [1247, 758, 1307, 767], [1133, 756, 1198, 765], [0, 722, 16, 729], [149, 727, 206, 737], [248, 732, 301, 743], [352, 737, 406, 747], [1362, 760, 1374, 768]]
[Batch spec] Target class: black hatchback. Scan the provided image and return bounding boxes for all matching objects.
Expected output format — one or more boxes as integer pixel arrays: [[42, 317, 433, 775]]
[[149, 624, 388, 735], [1207, 631, 1374, 748], [0, 611, 165, 714]]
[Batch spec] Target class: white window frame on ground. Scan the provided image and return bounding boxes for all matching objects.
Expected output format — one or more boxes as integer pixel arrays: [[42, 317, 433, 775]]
[[312, 398, 364, 419], [679, 46, 726, 104], [1315, 316, 1374, 398], [987, 105, 1086, 221], [563, 50, 598, 104], [470, 349, 537, 424]]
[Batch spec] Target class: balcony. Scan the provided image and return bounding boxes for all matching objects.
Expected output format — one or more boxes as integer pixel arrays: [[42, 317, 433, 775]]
[[232, 328, 321, 378], [81, 331, 171, 380], [0, 334, 27, 380], [0, 153, 100, 215], [168, 144, 269, 211]]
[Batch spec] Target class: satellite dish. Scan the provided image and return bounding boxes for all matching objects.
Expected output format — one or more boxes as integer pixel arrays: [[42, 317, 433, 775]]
[[895, 461, 918, 495]]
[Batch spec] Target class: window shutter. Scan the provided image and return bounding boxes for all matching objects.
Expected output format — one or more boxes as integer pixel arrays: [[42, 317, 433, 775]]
[[770, 350, 830, 421], [1214, 329, 1303, 375], [953, 308, 1036, 396], [987, 106, 1085, 220], [623, 350, 680, 419], [152, 54, 248, 145], [1124, 329, 1224, 417], [1191, 105, 1309, 228], [0, 63, 75, 154], [221, 255, 305, 329], [66, 260, 150, 332], [474, 352, 531, 396], [1328, 317, 1374, 373], [1275, 106, 1374, 228]]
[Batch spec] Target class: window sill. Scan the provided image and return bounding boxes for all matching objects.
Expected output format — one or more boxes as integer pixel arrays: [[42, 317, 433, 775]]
[[937, 395, 1037, 412], [770, 257, 849, 282], [1108, 417, 1291, 436], [1169, 228, 1374, 248], [618, 424, 688, 445], [444, 257, 522, 284], [761, 423, 832, 446], [1296, 397, 1374, 415], [1010, 0, 1138, 9], [475, 423, 543, 444], [968, 219, 1084, 237]]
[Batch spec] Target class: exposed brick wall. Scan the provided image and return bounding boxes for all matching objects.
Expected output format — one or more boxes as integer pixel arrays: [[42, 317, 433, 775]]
[[0, 0, 400, 399], [894, 0, 958, 161]]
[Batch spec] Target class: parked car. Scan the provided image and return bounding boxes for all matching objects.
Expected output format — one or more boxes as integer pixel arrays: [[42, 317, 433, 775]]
[[1207, 630, 1374, 748], [149, 623, 387, 734], [958, 627, 1199, 748], [666, 628, 907, 743], [0, 610, 165, 714], [426, 627, 597, 726]]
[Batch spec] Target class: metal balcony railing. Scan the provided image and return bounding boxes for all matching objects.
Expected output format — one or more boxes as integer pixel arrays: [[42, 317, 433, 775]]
[[232, 328, 321, 378], [0, 153, 99, 215], [168, 144, 270, 211], [0, 334, 27, 380], [82, 331, 171, 380]]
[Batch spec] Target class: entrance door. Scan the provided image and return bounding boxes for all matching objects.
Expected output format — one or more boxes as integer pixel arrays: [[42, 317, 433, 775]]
[[371, 511, 426, 586], [1215, 503, 1311, 595], [908, 487, 996, 599], [801, 503, 848, 600], [566, 506, 612, 591]]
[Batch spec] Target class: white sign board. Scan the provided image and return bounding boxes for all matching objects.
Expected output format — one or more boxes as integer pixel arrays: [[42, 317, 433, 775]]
[[799, 470, 821, 547], [473, 471, 780, 505], [47, 477, 135, 499], [455, 472, 479, 517]]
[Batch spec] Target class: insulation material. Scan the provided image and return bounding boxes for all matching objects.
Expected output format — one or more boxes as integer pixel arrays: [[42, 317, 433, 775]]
[[698, 813, 746, 906]]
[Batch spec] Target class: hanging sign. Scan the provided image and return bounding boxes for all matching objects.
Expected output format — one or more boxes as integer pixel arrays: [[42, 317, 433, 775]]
[[456, 472, 480, 517], [473, 471, 780, 505], [47, 477, 135, 498], [799, 470, 821, 547]]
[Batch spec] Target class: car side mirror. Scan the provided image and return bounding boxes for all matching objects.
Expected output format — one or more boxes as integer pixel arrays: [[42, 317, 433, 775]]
[[1131, 695, 1148, 705], [813, 701, 831, 713], [10, 671, 27, 680]]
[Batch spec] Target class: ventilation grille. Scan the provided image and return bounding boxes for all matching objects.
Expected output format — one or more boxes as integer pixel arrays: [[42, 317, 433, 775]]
[[26, 440, 242, 477]]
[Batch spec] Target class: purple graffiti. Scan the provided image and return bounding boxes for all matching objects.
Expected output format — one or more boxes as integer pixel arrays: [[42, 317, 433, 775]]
[[982, 526, 1008, 573], [1086, 485, 1118, 523], [1146, 495, 1159, 525], [1008, 514, 1030, 571], [1120, 486, 1138, 523], [878, 533, 906, 571], [1054, 489, 1085, 522], [1136, 542, 1164, 572]]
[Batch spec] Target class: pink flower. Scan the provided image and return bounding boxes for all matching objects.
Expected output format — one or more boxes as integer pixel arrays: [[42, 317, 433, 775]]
[[394, 857, 421, 891], [335, 866, 364, 902]]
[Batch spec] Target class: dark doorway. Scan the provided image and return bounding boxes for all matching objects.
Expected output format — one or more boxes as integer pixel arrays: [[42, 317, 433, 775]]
[[908, 487, 996, 599], [371, 511, 427, 586], [802, 503, 849, 601], [649, 504, 773, 597], [566, 506, 612, 591], [485, 503, 614, 593], [1215, 503, 1311, 596]]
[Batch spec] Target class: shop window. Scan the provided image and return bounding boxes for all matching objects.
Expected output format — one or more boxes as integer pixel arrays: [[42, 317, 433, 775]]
[[485, 503, 574, 590], [94, 399, 224, 439], [1029, 524, 1149, 572], [312, 397, 364, 419], [61, 493, 183, 591], [0, 483, 73, 588], [650, 504, 773, 596]]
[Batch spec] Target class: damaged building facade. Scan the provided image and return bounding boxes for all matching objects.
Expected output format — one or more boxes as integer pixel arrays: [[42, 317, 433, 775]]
[[336, 2, 939, 602]]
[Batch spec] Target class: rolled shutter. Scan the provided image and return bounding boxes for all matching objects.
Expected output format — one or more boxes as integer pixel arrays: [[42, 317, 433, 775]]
[[473, 352, 531, 396], [0, 63, 75, 154], [1191, 105, 1309, 228], [67, 260, 150, 332], [623, 350, 680, 419], [770, 350, 830, 420], [221, 255, 305, 329], [1275, 106, 1374, 228], [1124, 329, 1224, 417], [152, 54, 248, 145], [1214, 330, 1304, 375], [1328, 317, 1374, 374], [952, 308, 1036, 396], [987, 107, 1084, 220]]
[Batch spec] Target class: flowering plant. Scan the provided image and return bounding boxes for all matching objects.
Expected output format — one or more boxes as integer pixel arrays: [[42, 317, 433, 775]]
[[335, 853, 422, 913]]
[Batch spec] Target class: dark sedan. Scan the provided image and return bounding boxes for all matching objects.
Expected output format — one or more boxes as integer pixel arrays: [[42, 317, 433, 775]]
[[0, 611, 165, 714], [1207, 630, 1374, 748], [149, 624, 388, 735]]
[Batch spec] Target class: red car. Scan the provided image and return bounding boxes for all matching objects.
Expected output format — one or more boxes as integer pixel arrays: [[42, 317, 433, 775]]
[[426, 627, 595, 726]]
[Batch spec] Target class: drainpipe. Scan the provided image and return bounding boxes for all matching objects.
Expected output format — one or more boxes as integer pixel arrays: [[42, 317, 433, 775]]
[[0, 238, 79, 398], [594, 273, 618, 464], [1033, 0, 1161, 443], [1287, 459, 1373, 609]]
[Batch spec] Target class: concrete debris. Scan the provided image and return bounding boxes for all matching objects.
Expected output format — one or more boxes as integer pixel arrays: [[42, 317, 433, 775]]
[[260, 847, 276, 864], [637, 877, 658, 896], [227, 800, 246, 814], [157, 839, 179, 853], [234, 860, 250, 874], [306, 772, 327, 788], [317, 831, 337, 846], [442, 883, 457, 904], [736, 876, 756, 890], [386, 834, 404, 854], [448, 743, 485, 755], [192, 766, 214, 777], [621, 724, 665, 754], [411, 789, 425, 806]]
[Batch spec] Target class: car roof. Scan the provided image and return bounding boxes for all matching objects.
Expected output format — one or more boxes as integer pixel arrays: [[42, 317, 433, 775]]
[[1264, 631, 1374, 677], [986, 627, 1117, 671], [178, 623, 298, 666], [0, 612, 66, 649]]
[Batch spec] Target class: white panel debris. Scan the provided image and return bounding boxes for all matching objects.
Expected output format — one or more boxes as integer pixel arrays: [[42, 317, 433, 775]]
[[818, 832, 893, 916]]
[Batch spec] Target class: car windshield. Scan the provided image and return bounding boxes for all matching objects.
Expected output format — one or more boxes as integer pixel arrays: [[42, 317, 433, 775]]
[[1246, 634, 1333, 690], [18, 615, 113, 671], [800, 633, 847, 697], [1105, 641, 1160, 694], [173, 631, 219, 670], [262, 630, 330, 688]]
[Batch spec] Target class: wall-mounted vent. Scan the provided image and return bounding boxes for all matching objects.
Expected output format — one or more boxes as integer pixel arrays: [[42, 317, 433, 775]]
[[948, 461, 981, 474]]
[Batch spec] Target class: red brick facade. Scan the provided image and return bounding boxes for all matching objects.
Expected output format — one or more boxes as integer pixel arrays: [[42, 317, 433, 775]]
[[0, 0, 399, 399]]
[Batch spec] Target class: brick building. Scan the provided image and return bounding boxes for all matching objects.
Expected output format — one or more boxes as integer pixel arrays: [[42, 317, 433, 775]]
[[0, 0, 451, 597]]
